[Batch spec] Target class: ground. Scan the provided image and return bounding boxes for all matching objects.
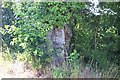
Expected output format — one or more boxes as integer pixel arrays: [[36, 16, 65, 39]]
[[0, 56, 116, 78], [0, 56, 51, 79], [0, 58, 93, 79], [0, 60, 34, 79]]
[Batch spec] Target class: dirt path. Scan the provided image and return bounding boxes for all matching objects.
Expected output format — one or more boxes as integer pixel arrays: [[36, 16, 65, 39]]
[[0, 60, 36, 79]]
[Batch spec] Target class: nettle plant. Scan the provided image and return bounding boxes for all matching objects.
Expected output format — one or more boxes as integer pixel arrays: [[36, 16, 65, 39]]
[[2, 2, 85, 68]]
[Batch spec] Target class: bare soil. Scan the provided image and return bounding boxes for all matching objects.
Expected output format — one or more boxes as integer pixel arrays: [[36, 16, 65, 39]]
[[0, 59, 50, 79]]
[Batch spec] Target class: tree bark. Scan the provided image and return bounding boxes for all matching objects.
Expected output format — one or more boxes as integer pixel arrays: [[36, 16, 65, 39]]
[[47, 25, 72, 68]]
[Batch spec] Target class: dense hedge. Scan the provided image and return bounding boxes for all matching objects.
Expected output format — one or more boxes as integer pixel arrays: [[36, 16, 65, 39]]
[[1, 2, 119, 70]]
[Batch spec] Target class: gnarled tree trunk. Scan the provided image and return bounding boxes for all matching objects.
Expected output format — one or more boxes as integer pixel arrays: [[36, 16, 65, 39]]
[[47, 25, 72, 67]]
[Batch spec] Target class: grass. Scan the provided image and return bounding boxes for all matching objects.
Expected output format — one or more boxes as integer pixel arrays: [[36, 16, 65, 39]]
[[0, 52, 119, 78], [50, 61, 119, 78]]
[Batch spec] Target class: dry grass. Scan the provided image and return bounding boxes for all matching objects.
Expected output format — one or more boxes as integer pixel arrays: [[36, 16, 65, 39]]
[[0, 55, 119, 78], [0, 56, 34, 79], [50, 62, 119, 78]]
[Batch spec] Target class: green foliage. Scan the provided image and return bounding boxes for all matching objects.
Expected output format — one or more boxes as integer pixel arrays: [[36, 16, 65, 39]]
[[70, 4, 119, 69], [52, 50, 79, 78], [51, 50, 119, 78], [2, 2, 86, 69], [1, 1, 119, 73], [67, 50, 81, 77], [52, 50, 81, 78], [52, 67, 68, 78], [68, 50, 80, 66]]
